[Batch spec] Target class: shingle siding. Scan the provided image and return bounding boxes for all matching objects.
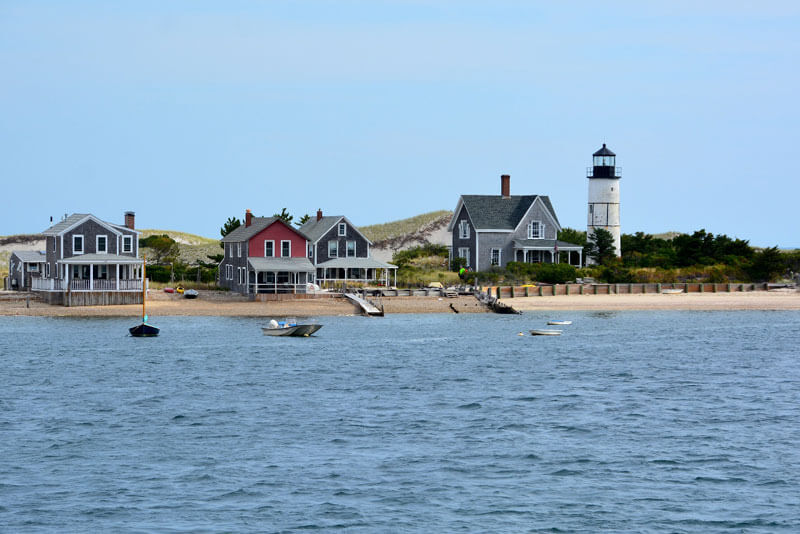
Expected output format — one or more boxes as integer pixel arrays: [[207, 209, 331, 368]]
[[219, 241, 250, 292], [315, 222, 369, 264], [451, 205, 477, 269]]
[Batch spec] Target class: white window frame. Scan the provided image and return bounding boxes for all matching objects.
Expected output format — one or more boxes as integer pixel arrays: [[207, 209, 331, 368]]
[[237, 242, 241, 257], [490, 248, 502, 266], [308, 243, 313, 258], [459, 220, 470, 239], [73, 234, 84, 255], [527, 221, 544, 239], [328, 240, 338, 258], [27, 263, 39, 272], [98, 265, 108, 279], [281, 240, 291, 257], [45, 263, 51, 277], [122, 235, 133, 253], [265, 240, 275, 257], [458, 247, 470, 268], [52, 237, 56, 253], [96, 235, 108, 254], [338, 223, 346, 236], [346, 240, 356, 257], [226, 264, 233, 280]]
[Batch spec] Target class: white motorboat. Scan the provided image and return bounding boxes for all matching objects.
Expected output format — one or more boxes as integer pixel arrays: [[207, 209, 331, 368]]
[[262, 318, 322, 337], [547, 320, 572, 325]]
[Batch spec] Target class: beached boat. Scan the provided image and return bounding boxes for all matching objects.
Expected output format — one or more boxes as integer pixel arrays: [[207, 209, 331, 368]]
[[530, 329, 562, 336], [164, 287, 175, 293], [547, 320, 572, 325], [175, 285, 185, 295], [184, 289, 198, 299], [130, 255, 159, 337], [661, 288, 683, 294], [262, 319, 322, 337]]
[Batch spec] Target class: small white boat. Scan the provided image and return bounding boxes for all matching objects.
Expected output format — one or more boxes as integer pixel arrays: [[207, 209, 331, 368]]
[[530, 329, 562, 336], [661, 288, 684, 294], [262, 318, 322, 337], [547, 320, 572, 325]]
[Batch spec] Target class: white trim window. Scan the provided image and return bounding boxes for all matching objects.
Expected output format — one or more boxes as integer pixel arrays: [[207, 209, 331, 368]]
[[73, 235, 84, 255], [52, 237, 56, 253], [458, 220, 470, 239], [122, 235, 133, 253], [328, 240, 338, 258], [308, 243, 313, 258], [97, 235, 108, 254], [45, 263, 50, 277], [226, 264, 233, 280], [346, 241, 356, 257], [27, 263, 39, 272], [490, 248, 502, 266], [527, 221, 544, 239], [265, 240, 275, 257], [458, 247, 470, 268], [281, 240, 291, 257], [338, 223, 347, 236], [237, 243, 242, 257]]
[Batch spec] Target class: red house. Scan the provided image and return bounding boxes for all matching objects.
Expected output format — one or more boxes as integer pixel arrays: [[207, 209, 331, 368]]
[[219, 210, 315, 294]]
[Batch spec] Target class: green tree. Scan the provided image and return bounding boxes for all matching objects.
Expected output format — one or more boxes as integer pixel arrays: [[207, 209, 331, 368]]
[[747, 246, 784, 282], [557, 228, 586, 246], [296, 214, 311, 227], [585, 228, 616, 265], [220, 216, 242, 248], [273, 208, 293, 225], [140, 235, 180, 264]]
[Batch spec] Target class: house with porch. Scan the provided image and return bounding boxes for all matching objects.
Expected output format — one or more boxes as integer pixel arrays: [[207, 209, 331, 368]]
[[219, 210, 315, 295], [298, 209, 397, 288], [8, 250, 47, 291], [17, 212, 145, 305], [448, 174, 583, 272]]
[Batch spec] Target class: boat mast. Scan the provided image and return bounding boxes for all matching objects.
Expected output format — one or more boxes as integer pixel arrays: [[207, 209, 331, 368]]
[[142, 254, 147, 322]]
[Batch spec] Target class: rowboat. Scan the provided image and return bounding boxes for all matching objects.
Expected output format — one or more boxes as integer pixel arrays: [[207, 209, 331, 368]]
[[530, 329, 562, 336], [130, 255, 159, 337], [184, 289, 198, 299], [547, 320, 572, 325]]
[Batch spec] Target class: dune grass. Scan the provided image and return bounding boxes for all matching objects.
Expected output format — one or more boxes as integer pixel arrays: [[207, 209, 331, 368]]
[[359, 210, 452, 244]]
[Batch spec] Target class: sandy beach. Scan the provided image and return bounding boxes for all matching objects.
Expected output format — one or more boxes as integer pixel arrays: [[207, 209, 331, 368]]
[[1, 289, 798, 317]]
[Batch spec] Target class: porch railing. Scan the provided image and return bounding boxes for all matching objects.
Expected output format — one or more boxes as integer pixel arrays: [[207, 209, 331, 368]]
[[31, 278, 143, 292], [250, 282, 307, 294]]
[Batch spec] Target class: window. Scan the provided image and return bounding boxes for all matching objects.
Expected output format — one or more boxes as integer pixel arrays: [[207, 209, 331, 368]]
[[122, 235, 132, 253], [458, 220, 470, 239], [73, 235, 84, 254], [27, 263, 39, 272], [237, 243, 241, 257], [52, 238, 56, 253], [458, 247, 470, 268], [226, 264, 233, 280], [281, 240, 291, 257], [527, 221, 543, 239], [338, 223, 347, 236], [491, 248, 502, 266], [97, 235, 108, 253], [45, 263, 50, 277], [346, 241, 356, 257], [265, 240, 274, 257], [97, 265, 108, 279], [308, 244, 313, 258], [328, 240, 338, 257]]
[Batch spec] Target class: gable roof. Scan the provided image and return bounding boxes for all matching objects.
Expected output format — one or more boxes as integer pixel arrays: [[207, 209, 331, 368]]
[[221, 217, 309, 243], [299, 216, 372, 245], [454, 195, 559, 231], [41, 213, 137, 236]]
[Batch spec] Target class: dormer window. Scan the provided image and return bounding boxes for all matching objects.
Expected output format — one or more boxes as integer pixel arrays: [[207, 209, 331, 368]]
[[73, 235, 84, 254], [97, 235, 108, 254], [458, 220, 470, 239], [527, 221, 543, 239], [338, 223, 347, 236]]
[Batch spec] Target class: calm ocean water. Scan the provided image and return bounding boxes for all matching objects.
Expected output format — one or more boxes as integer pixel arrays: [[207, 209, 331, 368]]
[[1, 311, 799, 533]]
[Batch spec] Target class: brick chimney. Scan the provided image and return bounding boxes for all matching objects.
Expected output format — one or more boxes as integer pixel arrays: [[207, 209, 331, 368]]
[[316, 208, 323, 221], [124, 211, 135, 230], [245, 209, 252, 227], [501, 174, 510, 198]]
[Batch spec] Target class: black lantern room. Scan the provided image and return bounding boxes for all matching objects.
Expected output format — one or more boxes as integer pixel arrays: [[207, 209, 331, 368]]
[[591, 144, 617, 178]]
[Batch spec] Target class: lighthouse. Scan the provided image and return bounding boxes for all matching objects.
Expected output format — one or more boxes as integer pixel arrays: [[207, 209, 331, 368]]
[[587, 143, 621, 262]]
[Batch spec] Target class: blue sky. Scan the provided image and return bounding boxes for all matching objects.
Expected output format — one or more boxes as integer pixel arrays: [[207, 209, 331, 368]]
[[1, 1, 798, 247]]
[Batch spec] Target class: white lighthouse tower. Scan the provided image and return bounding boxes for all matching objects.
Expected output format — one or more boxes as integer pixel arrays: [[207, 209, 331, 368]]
[[587, 143, 621, 262]]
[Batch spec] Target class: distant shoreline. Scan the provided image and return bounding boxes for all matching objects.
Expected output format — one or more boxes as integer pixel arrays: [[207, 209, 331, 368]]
[[1, 290, 798, 317]]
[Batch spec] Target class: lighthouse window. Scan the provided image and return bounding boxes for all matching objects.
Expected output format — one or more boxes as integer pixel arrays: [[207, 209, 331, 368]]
[[527, 221, 543, 239]]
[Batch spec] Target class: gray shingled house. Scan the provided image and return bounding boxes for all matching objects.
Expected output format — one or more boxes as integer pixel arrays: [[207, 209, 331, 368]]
[[447, 175, 583, 272], [8, 250, 46, 290], [13, 212, 144, 305], [299, 209, 397, 287]]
